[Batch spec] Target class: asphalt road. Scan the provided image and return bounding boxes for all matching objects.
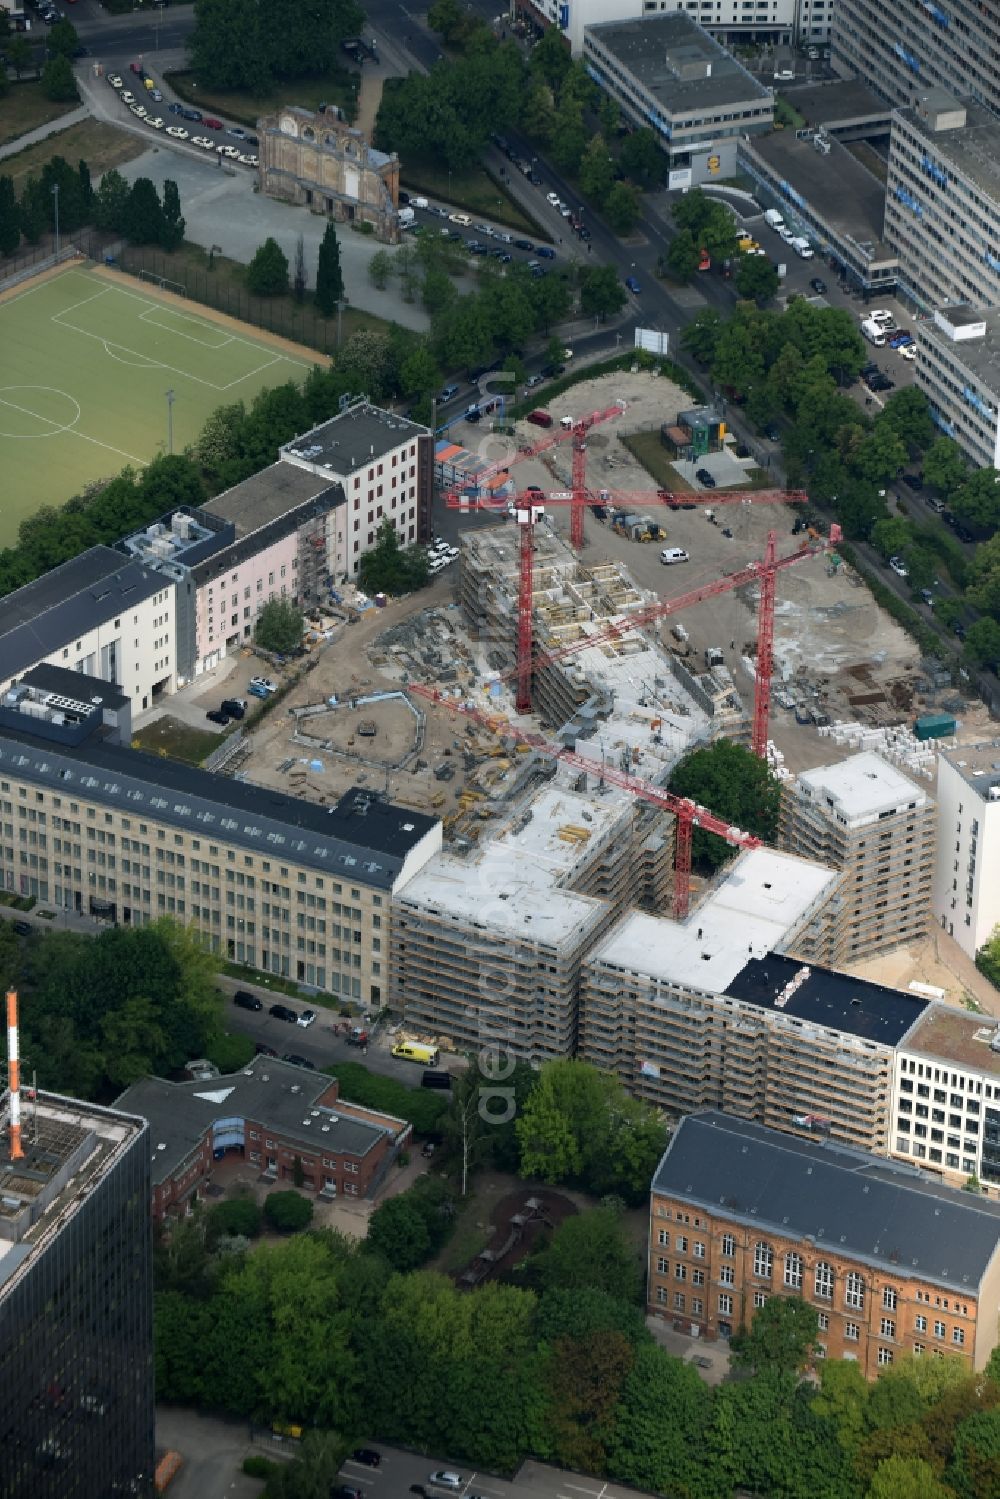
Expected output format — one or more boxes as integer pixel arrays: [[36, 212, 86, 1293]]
[[336, 1447, 662, 1499]]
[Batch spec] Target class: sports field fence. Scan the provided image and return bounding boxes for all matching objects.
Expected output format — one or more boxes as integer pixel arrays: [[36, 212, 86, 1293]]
[[117, 245, 341, 356], [0, 230, 118, 292]]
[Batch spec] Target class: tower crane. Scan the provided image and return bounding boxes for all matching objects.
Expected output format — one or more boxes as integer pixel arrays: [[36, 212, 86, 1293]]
[[408, 684, 762, 918]]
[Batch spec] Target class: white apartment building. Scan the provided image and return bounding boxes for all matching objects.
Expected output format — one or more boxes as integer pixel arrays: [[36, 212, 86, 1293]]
[[528, 0, 828, 59], [892, 1004, 1000, 1194], [0, 546, 175, 713], [933, 744, 1000, 960], [916, 307, 1000, 471], [280, 401, 433, 580]]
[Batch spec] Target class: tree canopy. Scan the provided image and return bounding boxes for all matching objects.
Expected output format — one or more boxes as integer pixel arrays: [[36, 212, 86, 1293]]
[[189, 0, 364, 94], [254, 596, 304, 655], [358, 518, 430, 596], [669, 739, 782, 872]]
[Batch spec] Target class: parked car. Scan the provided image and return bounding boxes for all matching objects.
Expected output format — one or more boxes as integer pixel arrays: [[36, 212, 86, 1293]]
[[249, 675, 277, 694], [439, 383, 459, 402], [428, 1475, 464, 1491], [421, 1141, 436, 1158], [868, 309, 895, 326], [282, 1053, 316, 1069], [269, 1003, 297, 1023], [696, 468, 717, 488], [233, 990, 262, 1012], [296, 1009, 317, 1028], [254, 1042, 278, 1057], [889, 554, 909, 577], [221, 697, 246, 719], [203, 117, 224, 130], [809, 277, 828, 294], [352, 1450, 381, 1469], [181, 107, 202, 121], [206, 709, 230, 726], [526, 409, 553, 428], [13, 921, 31, 937], [625, 275, 641, 293]]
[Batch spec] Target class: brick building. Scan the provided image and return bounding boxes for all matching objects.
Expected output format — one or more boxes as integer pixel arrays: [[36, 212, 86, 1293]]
[[259, 107, 401, 241], [117, 1057, 411, 1220], [649, 1111, 1000, 1376]]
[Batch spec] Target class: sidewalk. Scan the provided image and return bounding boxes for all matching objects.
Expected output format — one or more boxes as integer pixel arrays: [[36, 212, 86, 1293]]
[[0, 104, 89, 163]]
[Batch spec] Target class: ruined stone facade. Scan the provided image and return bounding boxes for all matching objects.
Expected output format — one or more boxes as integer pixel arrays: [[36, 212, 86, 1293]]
[[259, 107, 401, 241]]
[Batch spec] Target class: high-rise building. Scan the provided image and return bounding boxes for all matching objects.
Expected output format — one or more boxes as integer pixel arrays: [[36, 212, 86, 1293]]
[[0, 1083, 154, 1496], [780, 751, 935, 962], [832, 0, 1000, 118], [932, 741, 1000, 959]]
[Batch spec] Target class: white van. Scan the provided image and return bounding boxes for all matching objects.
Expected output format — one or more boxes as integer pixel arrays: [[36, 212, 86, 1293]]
[[861, 319, 886, 347], [660, 547, 689, 565], [764, 209, 785, 230]]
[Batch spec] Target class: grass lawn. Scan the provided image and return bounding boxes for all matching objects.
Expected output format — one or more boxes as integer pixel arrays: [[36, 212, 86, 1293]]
[[121, 239, 395, 354], [130, 715, 225, 765], [1, 119, 145, 193], [0, 264, 325, 537], [400, 162, 543, 238], [165, 67, 360, 127], [0, 81, 78, 148]]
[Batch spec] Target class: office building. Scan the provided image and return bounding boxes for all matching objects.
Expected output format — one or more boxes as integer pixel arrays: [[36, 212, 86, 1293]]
[[577, 848, 928, 1155], [0, 546, 175, 713], [832, 0, 1000, 119], [123, 473, 343, 681], [582, 14, 773, 185], [523, 0, 830, 60], [280, 401, 433, 579], [738, 129, 899, 294], [916, 306, 1000, 470], [0, 1087, 154, 1496], [932, 742, 1000, 959], [892, 1004, 1000, 1191], [885, 93, 1000, 311], [649, 1110, 1000, 1374], [0, 670, 440, 995], [117, 1057, 410, 1220], [780, 752, 934, 962]]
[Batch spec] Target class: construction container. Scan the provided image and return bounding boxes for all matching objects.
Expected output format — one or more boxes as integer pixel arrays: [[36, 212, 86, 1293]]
[[914, 712, 957, 741]]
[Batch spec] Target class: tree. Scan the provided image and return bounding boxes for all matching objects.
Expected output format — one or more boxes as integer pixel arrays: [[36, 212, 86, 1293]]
[[291, 233, 306, 302], [0, 174, 18, 257], [531, 24, 572, 92], [206, 1195, 262, 1245], [867, 1456, 954, 1499], [618, 128, 664, 189], [400, 345, 440, 403], [669, 739, 782, 872], [607, 1344, 713, 1496], [544, 1330, 636, 1471], [533, 1208, 643, 1302], [315, 219, 344, 315], [515, 1059, 665, 1204], [124, 177, 165, 246], [160, 179, 185, 252], [100, 995, 167, 1087], [366, 1194, 433, 1269], [254, 596, 303, 654], [95, 168, 130, 233], [5, 35, 32, 80], [871, 516, 912, 559], [952, 468, 1000, 533], [46, 16, 79, 57], [964, 618, 1000, 670], [735, 253, 780, 303], [664, 229, 699, 283], [578, 134, 615, 203], [878, 385, 935, 454], [680, 307, 723, 365], [604, 180, 641, 235], [924, 435, 968, 497], [731, 1294, 819, 1374], [950, 1409, 1000, 1498], [368, 248, 393, 291], [427, 0, 469, 43], [246, 236, 289, 296], [41, 53, 77, 102], [77, 158, 93, 216], [579, 264, 626, 320], [190, 0, 364, 95], [262, 1191, 314, 1234]]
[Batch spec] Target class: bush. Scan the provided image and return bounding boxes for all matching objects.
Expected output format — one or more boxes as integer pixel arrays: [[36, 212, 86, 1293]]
[[366, 1175, 456, 1269], [327, 1061, 448, 1134], [255, 596, 304, 654], [206, 1196, 262, 1244], [242, 1455, 278, 1478], [263, 1191, 314, 1234], [246, 237, 290, 297], [206, 1030, 255, 1074]]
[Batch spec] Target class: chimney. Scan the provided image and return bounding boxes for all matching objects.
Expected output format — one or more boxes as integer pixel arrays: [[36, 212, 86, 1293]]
[[6, 990, 23, 1160]]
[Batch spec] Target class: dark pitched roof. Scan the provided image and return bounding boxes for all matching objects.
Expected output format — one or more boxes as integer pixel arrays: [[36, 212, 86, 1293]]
[[653, 1111, 1000, 1292], [20, 662, 130, 712], [116, 1059, 389, 1186], [0, 547, 163, 680], [0, 725, 437, 888], [725, 953, 927, 1047]]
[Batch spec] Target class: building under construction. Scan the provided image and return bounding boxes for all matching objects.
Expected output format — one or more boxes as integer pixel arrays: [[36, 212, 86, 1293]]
[[0, 1000, 154, 1497], [780, 751, 935, 963]]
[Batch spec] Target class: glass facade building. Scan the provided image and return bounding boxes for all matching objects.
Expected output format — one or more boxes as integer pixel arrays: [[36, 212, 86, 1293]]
[[0, 1093, 154, 1498]]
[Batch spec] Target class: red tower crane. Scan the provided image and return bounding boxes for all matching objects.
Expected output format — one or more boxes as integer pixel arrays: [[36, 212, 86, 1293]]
[[408, 685, 761, 917]]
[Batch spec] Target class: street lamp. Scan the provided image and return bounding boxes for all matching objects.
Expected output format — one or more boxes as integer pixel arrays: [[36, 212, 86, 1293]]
[[165, 388, 175, 455], [51, 183, 60, 260]]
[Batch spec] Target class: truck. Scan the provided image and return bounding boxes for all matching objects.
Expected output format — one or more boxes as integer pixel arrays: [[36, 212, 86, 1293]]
[[861, 318, 886, 347], [705, 646, 724, 669]]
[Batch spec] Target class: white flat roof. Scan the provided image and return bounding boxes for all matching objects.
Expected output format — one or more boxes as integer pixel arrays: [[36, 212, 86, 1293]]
[[396, 784, 623, 945], [794, 752, 927, 824], [589, 847, 838, 993]]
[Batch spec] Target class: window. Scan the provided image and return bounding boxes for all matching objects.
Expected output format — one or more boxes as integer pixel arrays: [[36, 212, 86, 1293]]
[[880, 1318, 895, 1339], [817, 1312, 829, 1331], [673, 1292, 685, 1311], [845, 1323, 859, 1341], [675, 1264, 687, 1281], [815, 1261, 833, 1299], [753, 1242, 773, 1279], [916, 1315, 927, 1332], [718, 1294, 733, 1315], [657, 1257, 668, 1274], [693, 1241, 706, 1258], [784, 1252, 803, 1289], [676, 1236, 688, 1253], [753, 1291, 767, 1308], [721, 1233, 736, 1257], [877, 1348, 894, 1367], [845, 1272, 865, 1310], [656, 1287, 667, 1305], [934, 1321, 946, 1339], [953, 1327, 965, 1346], [658, 1229, 669, 1247], [883, 1287, 898, 1311]]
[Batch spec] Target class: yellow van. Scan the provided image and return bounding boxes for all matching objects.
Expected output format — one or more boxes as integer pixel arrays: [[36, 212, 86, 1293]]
[[392, 1041, 440, 1066]]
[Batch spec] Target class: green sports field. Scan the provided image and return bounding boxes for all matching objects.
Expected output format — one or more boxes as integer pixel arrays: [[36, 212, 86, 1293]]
[[0, 266, 320, 544]]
